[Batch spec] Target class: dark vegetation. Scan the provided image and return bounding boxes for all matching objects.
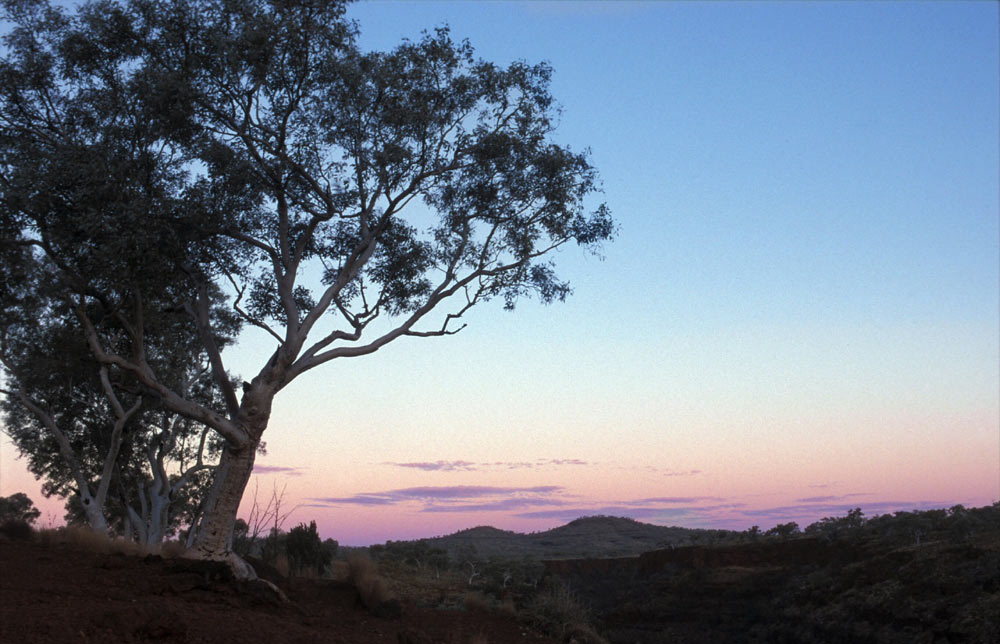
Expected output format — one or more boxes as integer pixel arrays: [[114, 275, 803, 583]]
[[0, 491, 40, 539], [358, 504, 999, 644], [544, 505, 1000, 644], [1, 495, 997, 643]]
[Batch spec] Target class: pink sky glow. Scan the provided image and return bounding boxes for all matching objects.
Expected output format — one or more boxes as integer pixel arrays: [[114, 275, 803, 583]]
[[2, 1, 998, 546]]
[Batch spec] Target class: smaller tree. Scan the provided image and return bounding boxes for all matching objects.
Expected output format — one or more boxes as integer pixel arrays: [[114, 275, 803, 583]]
[[805, 507, 867, 542], [765, 522, 800, 541], [0, 492, 40, 525], [285, 521, 332, 577]]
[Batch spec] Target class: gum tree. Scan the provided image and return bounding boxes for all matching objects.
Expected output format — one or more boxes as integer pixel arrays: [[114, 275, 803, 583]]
[[0, 231, 231, 543], [1, 0, 613, 575]]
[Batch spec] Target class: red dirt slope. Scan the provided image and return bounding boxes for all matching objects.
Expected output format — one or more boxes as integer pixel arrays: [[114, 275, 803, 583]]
[[0, 538, 557, 644]]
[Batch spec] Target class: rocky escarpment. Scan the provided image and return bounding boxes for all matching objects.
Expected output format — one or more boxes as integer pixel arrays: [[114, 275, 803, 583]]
[[543, 534, 999, 644], [543, 536, 857, 576]]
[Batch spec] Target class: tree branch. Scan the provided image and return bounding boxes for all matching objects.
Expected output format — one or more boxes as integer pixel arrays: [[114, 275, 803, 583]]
[[74, 297, 248, 449], [183, 279, 240, 420]]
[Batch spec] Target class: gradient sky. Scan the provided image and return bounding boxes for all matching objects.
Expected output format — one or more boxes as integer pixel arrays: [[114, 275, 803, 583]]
[[2, 1, 998, 545]]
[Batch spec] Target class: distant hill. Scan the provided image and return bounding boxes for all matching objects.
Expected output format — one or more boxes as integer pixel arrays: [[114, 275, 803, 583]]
[[415, 516, 737, 560]]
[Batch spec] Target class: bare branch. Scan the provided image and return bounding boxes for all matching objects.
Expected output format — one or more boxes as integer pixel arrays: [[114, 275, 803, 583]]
[[224, 271, 284, 343], [74, 297, 248, 448], [182, 280, 240, 420]]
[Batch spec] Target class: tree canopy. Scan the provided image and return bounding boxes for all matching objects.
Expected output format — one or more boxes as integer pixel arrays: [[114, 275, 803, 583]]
[[0, 0, 613, 568], [0, 492, 40, 525]]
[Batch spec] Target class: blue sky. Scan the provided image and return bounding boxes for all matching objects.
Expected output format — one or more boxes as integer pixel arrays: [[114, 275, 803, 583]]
[[1, 1, 997, 544], [252, 0, 1000, 543]]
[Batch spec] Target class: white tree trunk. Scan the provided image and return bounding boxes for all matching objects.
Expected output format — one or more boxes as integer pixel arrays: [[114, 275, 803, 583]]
[[188, 441, 258, 560], [80, 491, 109, 535], [145, 493, 167, 551]]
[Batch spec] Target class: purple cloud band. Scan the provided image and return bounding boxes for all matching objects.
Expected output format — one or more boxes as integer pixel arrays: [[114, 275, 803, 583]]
[[381, 459, 589, 472], [739, 499, 944, 520], [384, 460, 479, 472], [422, 497, 570, 513], [630, 496, 725, 505], [311, 485, 566, 508], [794, 493, 873, 503], [253, 465, 306, 476], [513, 506, 699, 521], [308, 480, 965, 533]]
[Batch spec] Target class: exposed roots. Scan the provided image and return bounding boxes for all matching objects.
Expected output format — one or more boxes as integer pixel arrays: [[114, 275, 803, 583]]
[[180, 548, 288, 602]]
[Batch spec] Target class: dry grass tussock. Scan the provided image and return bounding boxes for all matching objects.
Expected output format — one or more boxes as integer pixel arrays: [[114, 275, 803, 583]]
[[160, 539, 187, 558], [273, 553, 291, 577], [29, 525, 188, 559], [347, 552, 393, 610], [462, 591, 490, 612], [524, 581, 607, 644], [499, 595, 517, 617]]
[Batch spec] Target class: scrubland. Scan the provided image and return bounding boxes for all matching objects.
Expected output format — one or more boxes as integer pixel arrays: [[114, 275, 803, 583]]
[[1, 504, 997, 644]]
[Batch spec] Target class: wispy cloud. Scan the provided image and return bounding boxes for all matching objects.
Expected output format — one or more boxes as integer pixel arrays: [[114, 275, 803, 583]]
[[396, 485, 563, 499], [381, 459, 589, 472], [422, 497, 570, 513], [382, 460, 478, 472], [252, 465, 306, 476], [795, 493, 873, 503], [511, 498, 749, 523], [624, 465, 705, 476], [513, 506, 696, 521], [311, 485, 566, 509], [312, 494, 399, 506], [629, 496, 725, 505]]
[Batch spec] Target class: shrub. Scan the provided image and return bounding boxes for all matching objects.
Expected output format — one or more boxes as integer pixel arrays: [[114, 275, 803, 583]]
[[286, 520, 332, 577], [0, 493, 41, 526], [0, 518, 34, 541]]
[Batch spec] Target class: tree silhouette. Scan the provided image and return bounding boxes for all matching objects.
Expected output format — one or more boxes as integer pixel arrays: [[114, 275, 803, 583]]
[[1, 0, 612, 574]]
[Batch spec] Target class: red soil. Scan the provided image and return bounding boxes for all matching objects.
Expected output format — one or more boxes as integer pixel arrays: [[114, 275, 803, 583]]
[[0, 538, 558, 644]]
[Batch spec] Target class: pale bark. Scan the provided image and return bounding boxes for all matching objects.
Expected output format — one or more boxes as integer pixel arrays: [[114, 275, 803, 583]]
[[80, 490, 110, 535], [120, 417, 215, 549], [6, 381, 135, 535], [186, 385, 275, 573], [189, 442, 258, 558]]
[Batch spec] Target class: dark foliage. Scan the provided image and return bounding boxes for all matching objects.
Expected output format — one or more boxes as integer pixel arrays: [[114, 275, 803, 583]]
[[0, 518, 34, 540], [0, 0, 613, 554], [285, 520, 334, 577], [548, 504, 1000, 644], [0, 492, 40, 525]]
